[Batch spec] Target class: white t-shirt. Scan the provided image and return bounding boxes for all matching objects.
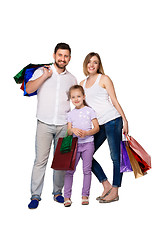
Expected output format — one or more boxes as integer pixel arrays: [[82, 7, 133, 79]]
[[83, 74, 120, 125], [29, 64, 77, 125]]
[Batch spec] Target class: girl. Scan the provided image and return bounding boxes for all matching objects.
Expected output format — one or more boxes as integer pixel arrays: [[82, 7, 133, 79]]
[[80, 52, 128, 203], [64, 85, 99, 207]]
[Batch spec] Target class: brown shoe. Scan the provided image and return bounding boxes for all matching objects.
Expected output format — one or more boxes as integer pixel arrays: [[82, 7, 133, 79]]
[[99, 196, 119, 203], [96, 189, 112, 200]]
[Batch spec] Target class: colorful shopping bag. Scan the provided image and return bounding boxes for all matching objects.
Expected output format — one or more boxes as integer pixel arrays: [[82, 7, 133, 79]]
[[120, 141, 133, 173], [51, 137, 78, 170], [14, 63, 53, 96], [125, 135, 151, 172], [125, 145, 144, 178], [60, 132, 73, 153]]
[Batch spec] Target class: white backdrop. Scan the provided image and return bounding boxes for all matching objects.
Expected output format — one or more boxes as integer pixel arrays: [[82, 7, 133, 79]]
[[1, 0, 159, 239]]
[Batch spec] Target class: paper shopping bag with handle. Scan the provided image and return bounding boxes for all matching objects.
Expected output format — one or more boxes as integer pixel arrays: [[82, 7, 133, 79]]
[[51, 137, 78, 170], [125, 135, 151, 172], [120, 141, 133, 173], [60, 132, 73, 153], [125, 145, 144, 178]]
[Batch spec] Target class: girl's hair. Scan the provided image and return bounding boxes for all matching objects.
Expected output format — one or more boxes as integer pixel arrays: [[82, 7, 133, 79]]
[[83, 52, 105, 76], [68, 85, 88, 106]]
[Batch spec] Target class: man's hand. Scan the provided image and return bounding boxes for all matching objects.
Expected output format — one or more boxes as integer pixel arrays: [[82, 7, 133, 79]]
[[43, 66, 53, 79]]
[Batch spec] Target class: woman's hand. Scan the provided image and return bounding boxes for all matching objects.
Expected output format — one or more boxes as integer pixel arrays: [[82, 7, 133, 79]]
[[122, 120, 129, 135]]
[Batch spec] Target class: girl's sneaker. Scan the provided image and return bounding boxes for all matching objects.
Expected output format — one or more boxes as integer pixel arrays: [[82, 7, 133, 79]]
[[82, 198, 89, 205], [64, 199, 72, 207]]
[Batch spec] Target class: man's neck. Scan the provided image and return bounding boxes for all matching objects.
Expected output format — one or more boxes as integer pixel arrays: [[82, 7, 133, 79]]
[[54, 63, 66, 74]]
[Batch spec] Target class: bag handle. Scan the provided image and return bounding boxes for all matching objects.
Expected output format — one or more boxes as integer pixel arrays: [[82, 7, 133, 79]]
[[124, 133, 131, 142], [65, 130, 69, 137]]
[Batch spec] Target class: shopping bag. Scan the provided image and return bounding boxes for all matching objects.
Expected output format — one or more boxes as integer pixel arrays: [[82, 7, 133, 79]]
[[125, 135, 151, 171], [60, 132, 73, 153], [129, 148, 150, 173], [125, 145, 144, 178], [14, 63, 53, 96], [120, 141, 133, 172], [51, 137, 78, 170]]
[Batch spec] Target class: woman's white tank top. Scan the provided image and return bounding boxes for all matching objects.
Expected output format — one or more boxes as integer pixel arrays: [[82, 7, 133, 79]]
[[83, 74, 121, 125]]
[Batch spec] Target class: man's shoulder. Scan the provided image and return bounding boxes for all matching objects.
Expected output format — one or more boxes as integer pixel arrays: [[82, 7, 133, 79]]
[[66, 70, 77, 81]]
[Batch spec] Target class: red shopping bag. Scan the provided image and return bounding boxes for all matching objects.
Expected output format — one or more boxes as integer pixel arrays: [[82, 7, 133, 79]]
[[125, 145, 144, 178], [125, 135, 151, 172], [51, 137, 78, 170]]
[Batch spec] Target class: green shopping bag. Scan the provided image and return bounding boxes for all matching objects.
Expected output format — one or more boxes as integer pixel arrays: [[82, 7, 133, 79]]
[[60, 131, 73, 153]]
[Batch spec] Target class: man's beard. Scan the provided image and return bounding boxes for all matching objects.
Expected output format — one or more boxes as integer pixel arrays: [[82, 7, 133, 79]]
[[55, 60, 67, 70]]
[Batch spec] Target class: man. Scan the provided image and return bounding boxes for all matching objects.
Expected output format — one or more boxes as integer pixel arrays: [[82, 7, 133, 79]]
[[26, 43, 77, 209]]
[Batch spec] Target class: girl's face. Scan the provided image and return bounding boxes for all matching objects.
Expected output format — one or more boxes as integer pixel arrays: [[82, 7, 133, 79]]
[[70, 89, 85, 109], [87, 55, 99, 75]]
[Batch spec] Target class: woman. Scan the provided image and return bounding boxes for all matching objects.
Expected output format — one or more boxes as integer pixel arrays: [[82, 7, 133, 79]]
[[80, 52, 128, 203]]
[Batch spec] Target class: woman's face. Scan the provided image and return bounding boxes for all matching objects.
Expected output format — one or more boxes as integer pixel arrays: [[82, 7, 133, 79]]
[[87, 56, 100, 75]]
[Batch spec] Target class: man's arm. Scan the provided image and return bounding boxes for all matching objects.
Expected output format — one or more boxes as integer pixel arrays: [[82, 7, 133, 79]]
[[26, 66, 53, 94]]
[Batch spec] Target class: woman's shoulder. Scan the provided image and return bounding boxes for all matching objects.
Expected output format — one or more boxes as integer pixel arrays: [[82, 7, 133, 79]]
[[100, 74, 113, 88], [80, 79, 86, 86], [100, 74, 111, 81]]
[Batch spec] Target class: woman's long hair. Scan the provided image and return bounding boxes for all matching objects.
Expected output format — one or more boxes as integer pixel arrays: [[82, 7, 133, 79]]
[[83, 52, 105, 76]]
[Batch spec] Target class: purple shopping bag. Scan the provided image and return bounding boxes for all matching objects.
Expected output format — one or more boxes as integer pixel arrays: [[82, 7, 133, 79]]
[[120, 141, 133, 173]]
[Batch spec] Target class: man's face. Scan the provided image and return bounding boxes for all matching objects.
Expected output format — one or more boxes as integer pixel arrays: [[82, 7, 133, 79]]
[[54, 49, 71, 70]]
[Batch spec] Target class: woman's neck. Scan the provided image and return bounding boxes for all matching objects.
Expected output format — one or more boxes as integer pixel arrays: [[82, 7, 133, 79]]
[[87, 73, 99, 81]]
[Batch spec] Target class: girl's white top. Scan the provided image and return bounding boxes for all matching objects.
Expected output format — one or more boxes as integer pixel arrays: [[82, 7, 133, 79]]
[[83, 74, 120, 125]]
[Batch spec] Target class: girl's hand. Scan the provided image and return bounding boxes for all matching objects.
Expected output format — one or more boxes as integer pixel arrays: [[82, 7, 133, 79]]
[[72, 128, 83, 137], [122, 120, 129, 135], [79, 130, 87, 138]]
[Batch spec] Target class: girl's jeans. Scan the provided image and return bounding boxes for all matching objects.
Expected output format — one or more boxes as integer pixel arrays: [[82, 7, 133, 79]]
[[64, 142, 95, 198], [92, 117, 123, 187]]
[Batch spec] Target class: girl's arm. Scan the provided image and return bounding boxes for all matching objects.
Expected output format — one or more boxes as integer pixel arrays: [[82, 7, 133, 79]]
[[67, 119, 99, 138], [80, 118, 99, 138], [67, 122, 84, 137], [101, 75, 128, 134]]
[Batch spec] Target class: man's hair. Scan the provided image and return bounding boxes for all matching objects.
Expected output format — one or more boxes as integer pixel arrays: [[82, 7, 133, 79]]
[[54, 43, 71, 55]]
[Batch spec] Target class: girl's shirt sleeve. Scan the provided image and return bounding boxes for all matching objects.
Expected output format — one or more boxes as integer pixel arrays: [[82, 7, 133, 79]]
[[90, 108, 97, 120]]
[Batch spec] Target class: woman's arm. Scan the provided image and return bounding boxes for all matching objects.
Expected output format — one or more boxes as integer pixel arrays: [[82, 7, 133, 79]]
[[101, 75, 128, 134]]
